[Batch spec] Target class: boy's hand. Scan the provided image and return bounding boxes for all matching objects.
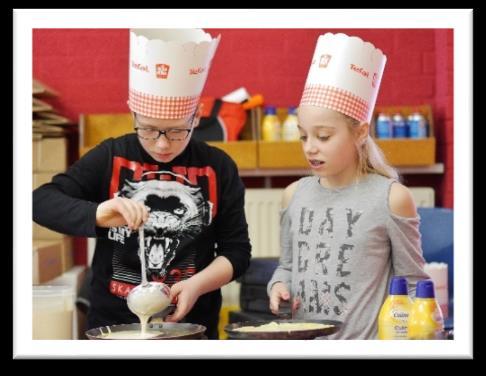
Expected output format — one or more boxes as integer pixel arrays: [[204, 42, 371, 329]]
[[96, 197, 149, 230]]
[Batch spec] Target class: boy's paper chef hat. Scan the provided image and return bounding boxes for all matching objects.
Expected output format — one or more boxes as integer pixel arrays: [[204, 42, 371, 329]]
[[300, 33, 387, 123], [128, 29, 220, 119]]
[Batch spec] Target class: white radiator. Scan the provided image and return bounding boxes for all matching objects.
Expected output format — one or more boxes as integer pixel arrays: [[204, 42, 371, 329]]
[[244, 188, 284, 258], [221, 188, 284, 306]]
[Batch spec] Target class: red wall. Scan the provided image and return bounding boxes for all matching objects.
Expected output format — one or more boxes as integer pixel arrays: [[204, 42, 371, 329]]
[[33, 28, 453, 208]]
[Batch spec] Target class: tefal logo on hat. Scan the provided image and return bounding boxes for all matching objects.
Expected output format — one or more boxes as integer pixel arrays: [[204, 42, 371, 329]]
[[156, 64, 170, 79], [189, 66, 206, 75], [350, 63, 370, 78], [319, 54, 332, 68], [131, 61, 149, 73]]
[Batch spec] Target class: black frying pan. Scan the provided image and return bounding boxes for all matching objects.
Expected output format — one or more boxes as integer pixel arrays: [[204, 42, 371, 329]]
[[85, 322, 206, 340], [224, 319, 342, 340]]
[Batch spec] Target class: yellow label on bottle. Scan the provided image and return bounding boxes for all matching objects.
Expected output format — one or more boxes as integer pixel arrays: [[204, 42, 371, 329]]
[[378, 295, 412, 340], [408, 299, 444, 340], [262, 115, 281, 141]]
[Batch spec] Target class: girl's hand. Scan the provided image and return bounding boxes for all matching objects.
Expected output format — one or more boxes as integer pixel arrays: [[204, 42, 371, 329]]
[[269, 282, 291, 315]]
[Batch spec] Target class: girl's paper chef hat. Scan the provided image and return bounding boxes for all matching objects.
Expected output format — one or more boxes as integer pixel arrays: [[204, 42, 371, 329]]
[[128, 29, 220, 119], [300, 33, 387, 123]]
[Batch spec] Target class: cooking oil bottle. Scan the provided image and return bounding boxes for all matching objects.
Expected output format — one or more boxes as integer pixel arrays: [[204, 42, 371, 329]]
[[282, 106, 300, 141], [378, 276, 412, 340], [408, 279, 445, 340], [262, 106, 281, 141]]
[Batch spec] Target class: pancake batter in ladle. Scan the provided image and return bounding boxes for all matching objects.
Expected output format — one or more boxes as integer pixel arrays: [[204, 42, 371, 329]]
[[126, 226, 171, 337]]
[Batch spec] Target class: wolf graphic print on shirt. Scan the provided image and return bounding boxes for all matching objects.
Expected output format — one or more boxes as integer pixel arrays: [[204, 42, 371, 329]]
[[108, 170, 213, 297]]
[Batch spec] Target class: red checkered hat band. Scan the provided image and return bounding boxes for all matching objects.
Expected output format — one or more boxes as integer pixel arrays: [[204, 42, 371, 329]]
[[128, 89, 199, 119], [300, 84, 370, 123]]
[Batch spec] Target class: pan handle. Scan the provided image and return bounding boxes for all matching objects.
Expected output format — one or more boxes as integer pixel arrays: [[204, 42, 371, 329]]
[[149, 305, 176, 323], [277, 301, 292, 319]]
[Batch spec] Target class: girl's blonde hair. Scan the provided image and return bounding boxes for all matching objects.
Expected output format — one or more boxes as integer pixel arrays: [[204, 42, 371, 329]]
[[342, 113, 399, 181]]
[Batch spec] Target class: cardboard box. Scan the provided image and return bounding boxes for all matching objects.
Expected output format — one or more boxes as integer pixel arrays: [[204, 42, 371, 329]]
[[372, 104, 436, 166], [33, 238, 73, 272], [32, 148, 67, 241], [207, 141, 258, 169], [33, 173, 63, 242], [33, 172, 56, 190], [61, 237, 74, 272], [33, 136, 67, 172], [49, 265, 87, 294], [33, 222, 65, 240], [33, 240, 63, 284]]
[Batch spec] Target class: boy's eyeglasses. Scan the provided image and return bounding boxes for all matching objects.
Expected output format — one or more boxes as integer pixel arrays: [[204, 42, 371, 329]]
[[135, 127, 192, 141], [134, 112, 195, 141]]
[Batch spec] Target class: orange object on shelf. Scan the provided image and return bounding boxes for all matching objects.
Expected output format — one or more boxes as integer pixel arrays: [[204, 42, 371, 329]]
[[243, 94, 264, 110]]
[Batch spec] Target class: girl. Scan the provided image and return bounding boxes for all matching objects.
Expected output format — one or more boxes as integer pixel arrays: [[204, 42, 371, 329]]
[[267, 33, 429, 339]]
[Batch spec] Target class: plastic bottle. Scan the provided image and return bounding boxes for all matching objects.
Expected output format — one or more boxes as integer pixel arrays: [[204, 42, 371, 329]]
[[392, 113, 409, 138], [378, 276, 412, 340], [282, 106, 300, 141], [407, 112, 428, 139], [262, 106, 281, 141], [375, 113, 392, 139], [408, 279, 445, 339]]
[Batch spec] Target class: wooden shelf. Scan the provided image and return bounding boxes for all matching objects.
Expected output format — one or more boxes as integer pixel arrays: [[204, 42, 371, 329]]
[[239, 164, 444, 177], [239, 168, 311, 177], [395, 164, 444, 174]]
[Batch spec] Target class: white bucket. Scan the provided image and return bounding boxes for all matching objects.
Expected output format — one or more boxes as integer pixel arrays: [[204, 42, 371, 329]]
[[33, 285, 74, 340]]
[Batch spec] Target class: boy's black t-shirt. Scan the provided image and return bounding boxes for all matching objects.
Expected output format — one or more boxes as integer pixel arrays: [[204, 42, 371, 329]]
[[33, 134, 251, 338]]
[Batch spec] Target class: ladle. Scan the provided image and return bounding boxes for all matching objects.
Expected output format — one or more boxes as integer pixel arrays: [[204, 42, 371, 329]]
[[127, 227, 170, 322]]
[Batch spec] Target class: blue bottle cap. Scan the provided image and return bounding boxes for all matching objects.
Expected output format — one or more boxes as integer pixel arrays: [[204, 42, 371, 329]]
[[415, 279, 435, 298], [288, 106, 297, 115], [265, 106, 276, 115], [389, 276, 408, 295]]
